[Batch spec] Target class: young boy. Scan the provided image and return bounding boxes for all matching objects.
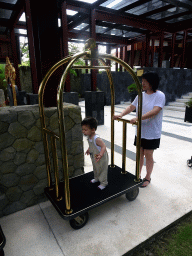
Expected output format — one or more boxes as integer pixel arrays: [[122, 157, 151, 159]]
[[81, 117, 108, 190]]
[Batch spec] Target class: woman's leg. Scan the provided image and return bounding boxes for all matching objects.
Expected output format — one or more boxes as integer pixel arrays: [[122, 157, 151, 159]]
[[142, 149, 154, 186]]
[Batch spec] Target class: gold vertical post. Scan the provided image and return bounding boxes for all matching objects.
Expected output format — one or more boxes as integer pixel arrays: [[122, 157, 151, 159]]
[[122, 121, 127, 174], [99, 58, 115, 167], [38, 56, 72, 190], [57, 52, 88, 215], [51, 136, 62, 201]]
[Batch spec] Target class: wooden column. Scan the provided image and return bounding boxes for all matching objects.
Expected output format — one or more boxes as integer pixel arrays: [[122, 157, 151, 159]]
[[151, 39, 154, 67], [10, 28, 21, 90], [116, 47, 118, 71], [142, 41, 145, 67], [170, 33, 176, 68], [124, 46, 128, 71], [131, 42, 134, 68], [158, 32, 164, 68], [181, 30, 187, 68], [145, 34, 150, 67], [106, 44, 111, 66], [61, 0, 70, 92], [120, 46, 123, 71], [27, 0, 62, 107], [24, 0, 39, 94], [90, 9, 97, 91]]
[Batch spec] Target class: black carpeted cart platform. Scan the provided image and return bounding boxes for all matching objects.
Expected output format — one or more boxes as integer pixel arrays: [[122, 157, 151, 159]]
[[45, 165, 142, 229]]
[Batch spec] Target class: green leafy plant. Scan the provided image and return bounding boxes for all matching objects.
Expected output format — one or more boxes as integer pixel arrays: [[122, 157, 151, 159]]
[[185, 98, 192, 108], [127, 83, 137, 93]]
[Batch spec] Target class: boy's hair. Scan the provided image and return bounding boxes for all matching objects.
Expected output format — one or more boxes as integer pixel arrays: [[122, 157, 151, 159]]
[[142, 72, 160, 92], [81, 117, 98, 130]]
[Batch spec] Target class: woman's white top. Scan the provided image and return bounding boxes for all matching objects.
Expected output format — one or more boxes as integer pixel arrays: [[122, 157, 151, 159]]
[[132, 91, 165, 139]]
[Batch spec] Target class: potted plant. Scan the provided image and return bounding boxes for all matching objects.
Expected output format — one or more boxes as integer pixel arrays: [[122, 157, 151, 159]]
[[184, 98, 192, 123], [127, 83, 138, 102]]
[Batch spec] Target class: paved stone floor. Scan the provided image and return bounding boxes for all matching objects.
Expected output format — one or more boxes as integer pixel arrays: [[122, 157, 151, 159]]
[[1, 101, 192, 256]]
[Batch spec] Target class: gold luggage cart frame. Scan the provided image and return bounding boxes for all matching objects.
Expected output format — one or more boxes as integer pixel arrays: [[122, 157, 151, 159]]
[[38, 39, 143, 229]]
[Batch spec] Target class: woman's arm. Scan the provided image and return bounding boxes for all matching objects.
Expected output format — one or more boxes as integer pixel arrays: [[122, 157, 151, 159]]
[[113, 104, 136, 120], [130, 106, 162, 124]]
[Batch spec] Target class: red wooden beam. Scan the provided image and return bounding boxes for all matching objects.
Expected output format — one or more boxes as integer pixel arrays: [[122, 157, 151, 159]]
[[158, 33, 164, 68], [116, 48, 118, 71], [95, 9, 169, 33], [131, 42, 134, 68], [181, 30, 187, 68], [170, 33, 176, 68], [145, 34, 150, 67]]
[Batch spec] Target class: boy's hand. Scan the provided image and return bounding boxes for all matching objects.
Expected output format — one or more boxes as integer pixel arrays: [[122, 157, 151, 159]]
[[85, 149, 90, 155], [95, 154, 102, 162]]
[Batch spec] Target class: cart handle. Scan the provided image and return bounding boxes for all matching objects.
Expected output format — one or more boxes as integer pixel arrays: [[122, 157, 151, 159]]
[[116, 118, 138, 126]]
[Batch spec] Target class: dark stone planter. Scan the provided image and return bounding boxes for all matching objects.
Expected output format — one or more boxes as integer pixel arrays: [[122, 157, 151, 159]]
[[130, 92, 137, 103], [63, 92, 79, 105], [26, 93, 38, 105], [85, 91, 104, 125], [0, 225, 6, 256], [184, 106, 192, 123]]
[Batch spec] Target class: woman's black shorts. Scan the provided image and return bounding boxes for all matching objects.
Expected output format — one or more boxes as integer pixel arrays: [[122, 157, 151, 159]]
[[134, 136, 160, 150]]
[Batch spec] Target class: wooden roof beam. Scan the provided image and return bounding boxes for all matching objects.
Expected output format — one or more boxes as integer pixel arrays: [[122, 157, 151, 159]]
[[95, 9, 170, 33]]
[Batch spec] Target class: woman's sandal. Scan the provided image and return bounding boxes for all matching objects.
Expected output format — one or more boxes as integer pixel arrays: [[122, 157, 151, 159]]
[[140, 178, 151, 188]]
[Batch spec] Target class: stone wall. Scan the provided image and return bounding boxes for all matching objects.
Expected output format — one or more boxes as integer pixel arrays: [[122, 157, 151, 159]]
[[0, 103, 84, 217], [85, 68, 192, 105], [142, 67, 192, 103]]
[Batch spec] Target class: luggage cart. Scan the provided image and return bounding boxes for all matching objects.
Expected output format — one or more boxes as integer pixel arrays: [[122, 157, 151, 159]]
[[38, 39, 143, 229]]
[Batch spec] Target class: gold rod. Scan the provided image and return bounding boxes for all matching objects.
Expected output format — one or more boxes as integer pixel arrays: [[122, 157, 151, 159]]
[[38, 56, 73, 190], [43, 128, 59, 140], [72, 65, 110, 69], [122, 122, 127, 174], [51, 136, 62, 201], [57, 52, 89, 214], [99, 58, 115, 167], [116, 118, 138, 125]]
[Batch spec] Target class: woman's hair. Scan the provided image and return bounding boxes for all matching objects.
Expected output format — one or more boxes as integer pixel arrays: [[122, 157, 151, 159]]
[[81, 117, 98, 130], [142, 72, 160, 92]]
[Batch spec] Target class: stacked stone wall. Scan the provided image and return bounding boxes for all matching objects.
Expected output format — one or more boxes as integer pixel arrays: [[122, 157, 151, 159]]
[[0, 103, 84, 217]]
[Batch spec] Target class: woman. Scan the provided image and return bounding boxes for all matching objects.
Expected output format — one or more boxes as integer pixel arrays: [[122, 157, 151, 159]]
[[113, 72, 165, 187]]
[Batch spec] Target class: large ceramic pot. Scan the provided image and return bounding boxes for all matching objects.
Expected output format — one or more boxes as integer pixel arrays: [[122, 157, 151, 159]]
[[184, 106, 192, 123]]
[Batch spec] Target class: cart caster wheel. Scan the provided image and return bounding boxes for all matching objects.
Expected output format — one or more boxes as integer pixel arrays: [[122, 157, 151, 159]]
[[69, 212, 89, 230], [0, 250, 4, 256], [187, 159, 192, 168], [126, 187, 139, 201]]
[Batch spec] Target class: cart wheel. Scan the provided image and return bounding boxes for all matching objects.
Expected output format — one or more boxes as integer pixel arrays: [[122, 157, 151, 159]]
[[187, 159, 192, 168], [69, 212, 89, 230], [125, 187, 139, 201], [0, 250, 4, 256]]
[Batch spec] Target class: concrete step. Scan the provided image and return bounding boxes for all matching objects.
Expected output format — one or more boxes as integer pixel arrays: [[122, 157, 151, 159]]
[[164, 105, 185, 112], [168, 102, 185, 107], [176, 98, 188, 103]]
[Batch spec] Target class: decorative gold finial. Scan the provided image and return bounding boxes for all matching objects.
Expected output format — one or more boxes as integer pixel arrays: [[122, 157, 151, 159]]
[[5, 57, 17, 106]]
